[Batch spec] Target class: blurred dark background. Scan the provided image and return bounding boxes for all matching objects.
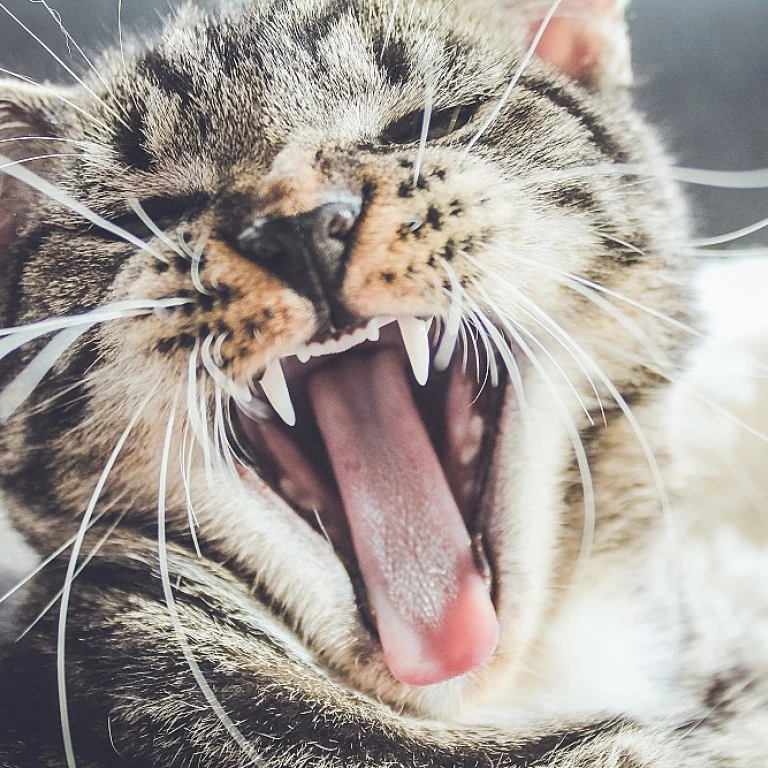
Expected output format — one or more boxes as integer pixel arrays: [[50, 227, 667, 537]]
[[0, 0, 765, 245]]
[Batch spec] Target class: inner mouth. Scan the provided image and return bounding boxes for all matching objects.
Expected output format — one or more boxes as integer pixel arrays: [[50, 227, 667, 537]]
[[230, 319, 506, 686]]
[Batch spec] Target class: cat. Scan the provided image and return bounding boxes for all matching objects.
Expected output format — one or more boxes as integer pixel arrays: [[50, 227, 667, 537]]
[[0, 0, 766, 765]]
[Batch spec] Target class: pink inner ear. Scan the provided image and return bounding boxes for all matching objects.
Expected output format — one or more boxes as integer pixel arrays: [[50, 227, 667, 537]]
[[528, 0, 626, 83]]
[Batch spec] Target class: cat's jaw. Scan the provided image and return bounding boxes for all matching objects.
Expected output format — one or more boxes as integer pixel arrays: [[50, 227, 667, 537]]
[[170, 355, 683, 721]]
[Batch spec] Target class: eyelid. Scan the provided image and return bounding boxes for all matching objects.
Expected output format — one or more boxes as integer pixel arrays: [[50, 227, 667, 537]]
[[380, 101, 482, 145]]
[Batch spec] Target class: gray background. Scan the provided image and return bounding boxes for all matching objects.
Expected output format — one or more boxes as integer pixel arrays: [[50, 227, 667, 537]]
[[0, 1, 766, 622]]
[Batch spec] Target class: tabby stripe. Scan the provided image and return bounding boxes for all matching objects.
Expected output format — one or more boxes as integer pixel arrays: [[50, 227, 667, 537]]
[[293, 0, 350, 57], [113, 98, 152, 171], [520, 76, 629, 163], [372, 38, 412, 86]]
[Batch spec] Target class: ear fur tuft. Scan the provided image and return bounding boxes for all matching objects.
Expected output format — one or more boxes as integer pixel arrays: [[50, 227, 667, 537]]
[[518, 0, 632, 89]]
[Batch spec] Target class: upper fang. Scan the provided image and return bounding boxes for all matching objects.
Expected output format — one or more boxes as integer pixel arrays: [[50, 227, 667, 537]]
[[397, 317, 431, 386], [259, 359, 296, 426]]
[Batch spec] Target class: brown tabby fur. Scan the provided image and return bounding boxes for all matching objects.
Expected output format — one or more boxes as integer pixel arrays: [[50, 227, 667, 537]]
[[0, 0, 765, 765]]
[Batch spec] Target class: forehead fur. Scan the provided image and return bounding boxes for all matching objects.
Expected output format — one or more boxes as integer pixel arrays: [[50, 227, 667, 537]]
[[97, 0, 513, 179]]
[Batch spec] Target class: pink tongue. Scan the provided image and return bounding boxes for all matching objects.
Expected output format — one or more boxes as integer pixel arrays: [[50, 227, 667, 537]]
[[308, 349, 499, 686]]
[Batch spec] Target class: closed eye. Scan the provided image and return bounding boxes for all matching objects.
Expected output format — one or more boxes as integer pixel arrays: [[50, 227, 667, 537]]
[[380, 102, 481, 145]]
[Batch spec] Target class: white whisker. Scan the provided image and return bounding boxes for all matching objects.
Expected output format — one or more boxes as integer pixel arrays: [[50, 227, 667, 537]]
[[200, 334, 234, 395], [518, 256, 706, 343], [180, 231, 213, 296], [127, 198, 185, 261], [412, 82, 434, 186], [0, 2, 128, 128], [435, 259, 463, 370], [156, 396, 262, 765], [118, 0, 125, 65], [464, 253, 605, 424], [464, 318, 482, 383], [465, 0, 564, 153], [0, 67, 110, 130], [213, 334, 227, 368], [179, 420, 203, 559], [313, 509, 333, 546], [185, 343, 215, 489], [214, 384, 239, 479], [0, 507, 111, 606], [524, 299, 677, 544], [493, 311, 596, 578], [466, 310, 493, 390], [34, 0, 126, 115], [0, 323, 90, 423], [690, 214, 768, 248], [57, 388, 155, 768], [549, 163, 768, 189], [0, 154, 166, 261], [0, 152, 86, 168], [17, 508, 128, 642], [458, 320, 469, 373], [684, 247, 768, 259], [0, 135, 94, 149], [0, 298, 189, 340]]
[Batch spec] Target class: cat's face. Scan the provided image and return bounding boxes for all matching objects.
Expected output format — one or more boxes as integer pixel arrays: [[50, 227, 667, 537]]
[[0, 0, 690, 716]]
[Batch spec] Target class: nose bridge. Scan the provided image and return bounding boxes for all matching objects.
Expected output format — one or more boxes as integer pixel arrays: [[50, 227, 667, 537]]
[[237, 195, 363, 334]]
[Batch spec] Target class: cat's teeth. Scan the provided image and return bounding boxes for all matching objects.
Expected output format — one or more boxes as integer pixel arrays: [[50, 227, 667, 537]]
[[292, 318, 391, 362], [434, 325, 459, 371], [397, 317, 431, 386], [365, 318, 381, 342], [259, 359, 296, 426]]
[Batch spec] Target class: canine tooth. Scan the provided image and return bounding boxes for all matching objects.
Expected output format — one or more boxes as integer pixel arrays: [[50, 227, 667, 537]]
[[259, 359, 296, 426], [398, 317, 430, 386], [296, 346, 311, 363]]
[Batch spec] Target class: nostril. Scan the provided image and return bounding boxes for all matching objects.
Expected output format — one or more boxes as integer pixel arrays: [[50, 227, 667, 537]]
[[326, 208, 356, 240], [236, 216, 268, 253], [233, 197, 362, 333], [313, 199, 362, 246]]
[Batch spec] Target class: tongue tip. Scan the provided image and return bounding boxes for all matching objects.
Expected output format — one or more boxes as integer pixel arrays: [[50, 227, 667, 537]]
[[387, 621, 500, 687], [380, 574, 501, 687]]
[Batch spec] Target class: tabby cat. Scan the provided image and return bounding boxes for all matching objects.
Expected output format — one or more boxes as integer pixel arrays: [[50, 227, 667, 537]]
[[0, 0, 765, 765]]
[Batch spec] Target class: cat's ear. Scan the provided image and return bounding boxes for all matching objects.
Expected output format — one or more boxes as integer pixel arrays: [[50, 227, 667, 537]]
[[0, 80, 71, 325], [522, 0, 632, 90]]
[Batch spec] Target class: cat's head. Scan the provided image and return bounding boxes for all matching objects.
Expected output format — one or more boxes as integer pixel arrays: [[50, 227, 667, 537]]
[[0, 0, 690, 717]]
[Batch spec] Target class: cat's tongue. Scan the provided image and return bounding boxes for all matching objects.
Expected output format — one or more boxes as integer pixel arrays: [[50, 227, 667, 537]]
[[308, 349, 499, 686]]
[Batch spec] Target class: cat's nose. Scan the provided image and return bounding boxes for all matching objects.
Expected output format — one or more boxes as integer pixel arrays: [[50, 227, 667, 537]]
[[237, 197, 362, 332]]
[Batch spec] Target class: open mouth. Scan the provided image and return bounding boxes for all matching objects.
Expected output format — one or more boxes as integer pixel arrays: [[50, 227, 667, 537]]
[[230, 318, 507, 686]]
